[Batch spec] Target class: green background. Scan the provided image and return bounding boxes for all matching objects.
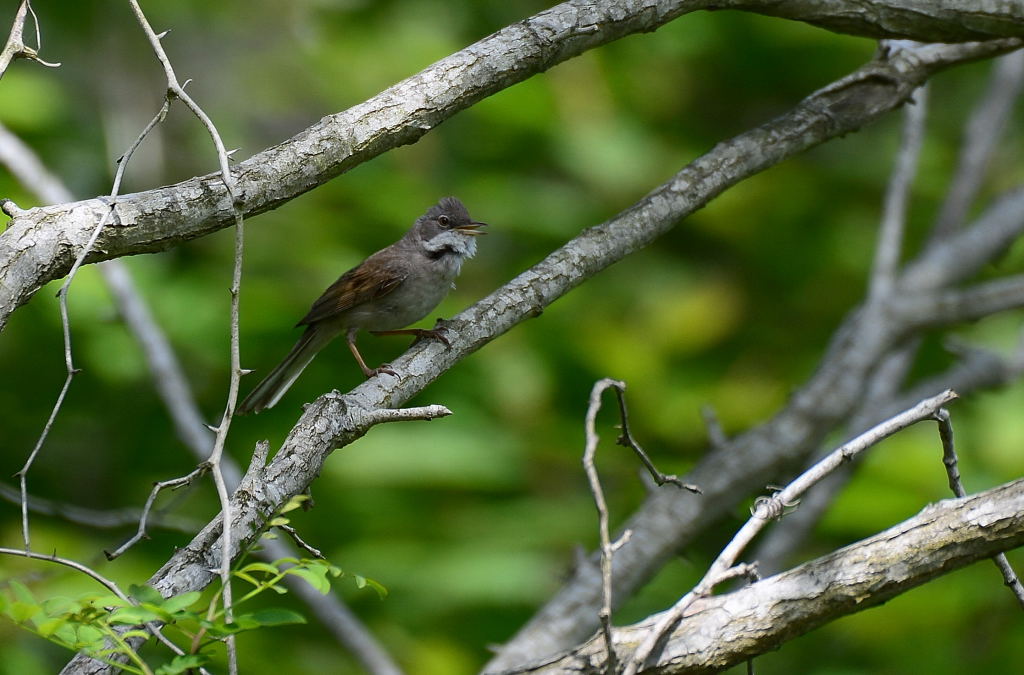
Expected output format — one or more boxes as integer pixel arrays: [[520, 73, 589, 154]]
[[1, 1, 1023, 673]]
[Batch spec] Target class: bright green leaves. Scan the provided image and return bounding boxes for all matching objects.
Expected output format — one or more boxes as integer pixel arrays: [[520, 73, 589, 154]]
[[0, 554, 374, 674]]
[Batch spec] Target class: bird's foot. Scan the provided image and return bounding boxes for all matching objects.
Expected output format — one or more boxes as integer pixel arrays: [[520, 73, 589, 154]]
[[363, 363, 397, 378]]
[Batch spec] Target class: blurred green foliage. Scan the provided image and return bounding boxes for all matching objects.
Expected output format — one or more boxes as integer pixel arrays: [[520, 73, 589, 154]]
[[1, 1, 1023, 673]]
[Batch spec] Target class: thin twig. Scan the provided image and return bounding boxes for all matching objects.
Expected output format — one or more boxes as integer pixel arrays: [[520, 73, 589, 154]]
[[126, 0, 234, 196], [870, 84, 928, 301], [623, 390, 958, 675], [933, 408, 1024, 609], [105, 464, 210, 561], [0, 546, 130, 599], [12, 0, 180, 555], [275, 525, 325, 560], [583, 378, 626, 673], [700, 404, 729, 450], [611, 385, 700, 493]]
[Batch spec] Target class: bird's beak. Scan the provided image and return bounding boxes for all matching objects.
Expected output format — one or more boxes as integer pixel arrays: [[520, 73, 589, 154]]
[[456, 221, 488, 236]]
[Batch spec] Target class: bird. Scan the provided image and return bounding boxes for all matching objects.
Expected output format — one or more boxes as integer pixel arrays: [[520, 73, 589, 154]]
[[237, 196, 486, 415]]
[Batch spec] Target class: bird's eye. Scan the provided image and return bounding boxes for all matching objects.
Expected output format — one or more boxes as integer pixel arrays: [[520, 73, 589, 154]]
[[438, 214, 450, 227]]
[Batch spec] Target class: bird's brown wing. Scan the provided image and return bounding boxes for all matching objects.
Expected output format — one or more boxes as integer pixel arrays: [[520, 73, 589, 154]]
[[296, 260, 406, 327]]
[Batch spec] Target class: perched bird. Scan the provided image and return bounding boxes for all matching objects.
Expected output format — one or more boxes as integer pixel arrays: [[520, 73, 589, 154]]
[[238, 197, 486, 414]]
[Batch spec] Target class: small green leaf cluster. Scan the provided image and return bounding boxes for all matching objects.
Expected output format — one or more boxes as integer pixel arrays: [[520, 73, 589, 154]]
[[0, 556, 380, 674]]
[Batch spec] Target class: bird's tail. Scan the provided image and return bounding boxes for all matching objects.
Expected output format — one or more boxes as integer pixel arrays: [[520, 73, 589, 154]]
[[237, 327, 330, 415]]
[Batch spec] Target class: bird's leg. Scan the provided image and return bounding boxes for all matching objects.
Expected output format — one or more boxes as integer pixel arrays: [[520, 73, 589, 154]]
[[346, 328, 396, 377]]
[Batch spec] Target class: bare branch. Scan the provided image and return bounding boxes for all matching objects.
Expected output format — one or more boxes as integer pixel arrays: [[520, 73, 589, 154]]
[[0, 0, 60, 80], [0, 481, 199, 533], [931, 50, 1024, 240], [901, 185, 1024, 292], [933, 409, 1024, 608], [610, 384, 700, 493], [891, 274, 1024, 326], [493, 477, 1024, 674], [274, 524, 325, 560], [623, 390, 957, 675], [754, 336, 1023, 576], [582, 378, 627, 673], [711, 0, 1024, 42], [104, 464, 210, 561], [870, 82, 927, 300], [121, 3, 243, 670], [126, 0, 234, 197]]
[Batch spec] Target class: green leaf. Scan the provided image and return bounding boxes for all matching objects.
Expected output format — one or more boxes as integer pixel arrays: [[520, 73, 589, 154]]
[[285, 566, 330, 594], [271, 556, 301, 567], [37, 616, 67, 637], [156, 653, 208, 675], [121, 629, 152, 641], [42, 596, 79, 616], [139, 602, 174, 622], [354, 575, 388, 600], [128, 584, 163, 605], [70, 624, 105, 649], [279, 494, 310, 514], [244, 608, 306, 627], [161, 591, 201, 614], [236, 561, 281, 576], [9, 600, 42, 623], [84, 594, 128, 609], [203, 617, 257, 638], [268, 516, 290, 527], [50, 623, 83, 648], [9, 580, 36, 604], [109, 606, 164, 625]]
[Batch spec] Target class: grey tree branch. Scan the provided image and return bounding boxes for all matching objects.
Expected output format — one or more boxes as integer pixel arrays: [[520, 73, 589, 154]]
[[869, 80, 927, 300], [713, 0, 1024, 42], [0, 481, 200, 533], [0, 0, 59, 80], [931, 50, 1024, 240], [934, 409, 1024, 608], [2, 0, 1021, 332], [491, 477, 1024, 675]]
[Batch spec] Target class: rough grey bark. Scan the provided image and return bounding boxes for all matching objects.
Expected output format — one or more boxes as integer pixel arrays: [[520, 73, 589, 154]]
[[489, 478, 1024, 674], [713, 0, 1024, 42]]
